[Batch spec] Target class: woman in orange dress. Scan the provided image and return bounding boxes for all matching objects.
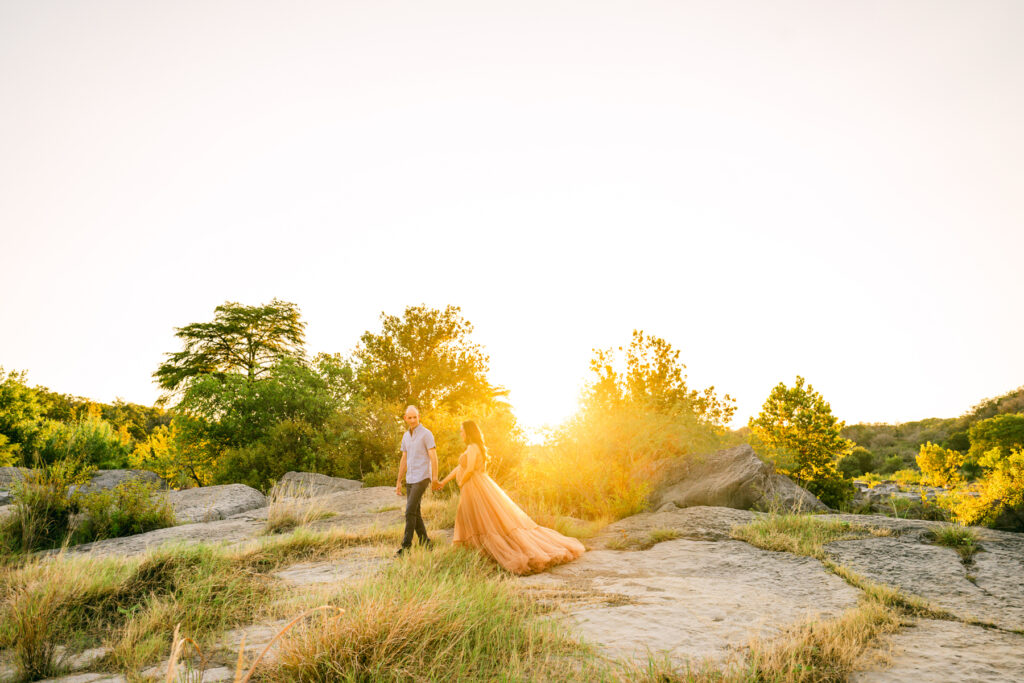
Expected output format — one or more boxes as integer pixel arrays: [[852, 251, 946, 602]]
[[438, 420, 584, 574]]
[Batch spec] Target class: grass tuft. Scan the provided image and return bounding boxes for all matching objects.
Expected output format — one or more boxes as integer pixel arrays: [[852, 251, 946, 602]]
[[730, 514, 892, 560], [263, 481, 334, 535], [926, 525, 982, 562]]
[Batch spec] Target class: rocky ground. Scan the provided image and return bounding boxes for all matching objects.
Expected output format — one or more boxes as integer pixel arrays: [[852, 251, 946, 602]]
[[2, 469, 1023, 682]]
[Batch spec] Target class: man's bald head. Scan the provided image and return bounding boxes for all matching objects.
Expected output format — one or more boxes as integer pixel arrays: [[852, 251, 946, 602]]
[[403, 405, 420, 432]]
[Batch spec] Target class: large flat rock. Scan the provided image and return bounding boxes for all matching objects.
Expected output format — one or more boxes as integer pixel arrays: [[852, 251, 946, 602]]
[[850, 619, 1024, 683], [278, 471, 361, 496], [519, 538, 861, 663], [824, 536, 1024, 631], [166, 484, 267, 523]]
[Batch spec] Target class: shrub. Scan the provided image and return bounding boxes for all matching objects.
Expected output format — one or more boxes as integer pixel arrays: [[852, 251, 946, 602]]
[[838, 446, 875, 478], [0, 457, 94, 554], [916, 442, 964, 488], [34, 415, 131, 469], [72, 480, 176, 544], [942, 447, 1024, 530]]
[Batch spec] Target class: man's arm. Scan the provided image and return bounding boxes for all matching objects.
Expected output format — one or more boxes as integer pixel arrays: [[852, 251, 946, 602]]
[[395, 451, 407, 496], [429, 447, 440, 489]]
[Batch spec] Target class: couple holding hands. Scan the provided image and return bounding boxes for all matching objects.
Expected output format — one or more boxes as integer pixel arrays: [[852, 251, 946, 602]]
[[395, 405, 584, 574]]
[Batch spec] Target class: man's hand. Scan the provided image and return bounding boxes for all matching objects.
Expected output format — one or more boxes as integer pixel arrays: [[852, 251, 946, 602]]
[[431, 479, 442, 491], [395, 482, 404, 496]]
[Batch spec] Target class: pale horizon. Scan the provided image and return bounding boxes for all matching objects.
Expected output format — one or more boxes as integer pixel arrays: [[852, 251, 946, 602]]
[[2, 0, 1022, 435]]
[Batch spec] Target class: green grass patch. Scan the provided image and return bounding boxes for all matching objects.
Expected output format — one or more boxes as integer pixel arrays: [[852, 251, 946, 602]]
[[730, 514, 893, 560], [925, 525, 983, 562]]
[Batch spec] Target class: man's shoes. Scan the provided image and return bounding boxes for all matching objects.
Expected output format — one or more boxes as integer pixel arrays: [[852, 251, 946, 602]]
[[396, 547, 408, 557]]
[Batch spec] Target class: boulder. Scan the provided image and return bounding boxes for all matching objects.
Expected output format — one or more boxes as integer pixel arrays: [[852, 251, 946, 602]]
[[73, 469, 167, 495], [0, 465, 28, 490], [649, 444, 828, 513], [166, 484, 267, 524], [277, 471, 362, 497]]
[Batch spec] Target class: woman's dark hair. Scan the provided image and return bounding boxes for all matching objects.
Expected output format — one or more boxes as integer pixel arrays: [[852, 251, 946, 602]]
[[462, 420, 488, 462]]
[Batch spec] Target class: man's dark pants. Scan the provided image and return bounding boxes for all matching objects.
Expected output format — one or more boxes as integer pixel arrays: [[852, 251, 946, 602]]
[[402, 478, 431, 548]]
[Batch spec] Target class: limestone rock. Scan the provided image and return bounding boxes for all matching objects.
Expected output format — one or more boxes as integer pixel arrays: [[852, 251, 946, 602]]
[[166, 484, 267, 524], [519, 537, 861, 663], [73, 469, 167, 495], [649, 444, 828, 513], [824, 532, 1024, 631], [591, 505, 756, 548], [277, 471, 361, 496], [850, 619, 1024, 683], [0, 466, 28, 488]]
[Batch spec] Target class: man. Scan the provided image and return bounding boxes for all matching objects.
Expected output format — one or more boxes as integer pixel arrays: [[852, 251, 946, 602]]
[[395, 405, 440, 555]]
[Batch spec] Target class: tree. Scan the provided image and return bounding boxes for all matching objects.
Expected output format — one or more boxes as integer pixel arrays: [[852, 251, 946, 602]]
[[166, 358, 342, 487], [916, 442, 965, 488], [353, 305, 501, 413], [585, 330, 735, 427], [0, 367, 45, 463], [749, 376, 854, 507], [154, 299, 306, 395], [967, 414, 1024, 464]]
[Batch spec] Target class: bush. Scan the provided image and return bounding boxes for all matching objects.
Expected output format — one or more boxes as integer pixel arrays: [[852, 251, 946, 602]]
[[72, 480, 176, 544], [838, 446, 875, 478], [1, 461, 175, 555], [0, 458, 94, 554], [34, 415, 131, 469], [880, 455, 904, 474], [942, 447, 1024, 530], [916, 442, 964, 488]]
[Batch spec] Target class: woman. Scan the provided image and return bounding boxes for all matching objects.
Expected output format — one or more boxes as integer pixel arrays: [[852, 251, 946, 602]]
[[438, 420, 584, 574]]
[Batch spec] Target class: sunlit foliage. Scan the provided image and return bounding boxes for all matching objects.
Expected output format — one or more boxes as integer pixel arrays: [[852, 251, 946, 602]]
[[916, 442, 964, 488], [749, 376, 854, 508], [942, 447, 1024, 529], [521, 331, 732, 521]]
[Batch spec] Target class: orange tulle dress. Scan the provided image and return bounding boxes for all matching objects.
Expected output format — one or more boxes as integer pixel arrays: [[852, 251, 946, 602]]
[[452, 445, 585, 575]]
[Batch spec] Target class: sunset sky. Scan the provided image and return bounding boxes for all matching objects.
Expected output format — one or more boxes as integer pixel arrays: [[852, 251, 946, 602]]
[[2, 1, 1022, 436]]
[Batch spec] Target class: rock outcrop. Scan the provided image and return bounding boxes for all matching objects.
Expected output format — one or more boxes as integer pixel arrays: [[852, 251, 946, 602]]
[[72, 469, 167, 495], [166, 484, 268, 523], [277, 471, 361, 496], [649, 444, 828, 513]]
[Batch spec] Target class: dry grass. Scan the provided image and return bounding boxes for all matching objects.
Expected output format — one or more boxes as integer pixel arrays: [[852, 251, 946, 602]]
[[420, 493, 459, 529], [263, 481, 335, 535], [0, 525, 405, 681]]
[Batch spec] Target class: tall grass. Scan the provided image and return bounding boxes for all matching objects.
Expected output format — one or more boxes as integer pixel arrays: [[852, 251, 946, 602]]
[[263, 480, 334, 535], [257, 545, 593, 682], [0, 526, 406, 680]]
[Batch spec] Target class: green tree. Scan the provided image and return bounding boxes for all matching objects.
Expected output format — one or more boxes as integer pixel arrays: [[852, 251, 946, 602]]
[[154, 299, 306, 394], [838, 446, 875, 478], [967, 414, 1024, 464], [34, 413, 132, 469], [0, 367, 45, 462], [749, 376, 854, 507], [353, 304, 501, 413], [585, 330, 735, 427]]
